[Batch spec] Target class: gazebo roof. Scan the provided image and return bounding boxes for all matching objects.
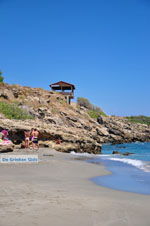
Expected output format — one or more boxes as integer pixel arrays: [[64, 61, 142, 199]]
[[50, 81, 75, 90]]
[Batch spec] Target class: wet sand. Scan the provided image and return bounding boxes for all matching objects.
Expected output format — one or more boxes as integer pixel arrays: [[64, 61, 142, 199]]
[[0, 148, 150, 226]]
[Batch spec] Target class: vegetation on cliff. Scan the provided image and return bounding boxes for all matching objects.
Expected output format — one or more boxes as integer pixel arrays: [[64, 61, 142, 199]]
[[0, 71, 4, 83], [0, 102, 34, 120], [77, 97, 106, 118], [126, 116, 150, 125], [87, 110, 107, 118]]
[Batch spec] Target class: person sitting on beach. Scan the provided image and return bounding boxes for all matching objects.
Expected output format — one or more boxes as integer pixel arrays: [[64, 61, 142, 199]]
[[0, 130, 12, 145], [1, 130, 9, 140], [0, 131, 3, 139], [0, 131, 4, 144], [30, 128, 34, 141], [55, 139, 62, 144], [31, 129, 39, 150], [24, 130, 30, 149]]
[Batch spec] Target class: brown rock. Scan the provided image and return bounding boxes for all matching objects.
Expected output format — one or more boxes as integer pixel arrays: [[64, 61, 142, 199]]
[[0, 145, 14, 153]]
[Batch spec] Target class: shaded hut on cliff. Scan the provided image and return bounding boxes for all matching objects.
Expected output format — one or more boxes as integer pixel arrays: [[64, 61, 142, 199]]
[[50, 81, 75, 104]]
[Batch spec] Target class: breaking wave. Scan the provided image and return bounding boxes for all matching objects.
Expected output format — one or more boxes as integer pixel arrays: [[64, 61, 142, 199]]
[[70, 151, 95, 157], [70, 151, 110, 157], [109, 157, 150, 172]]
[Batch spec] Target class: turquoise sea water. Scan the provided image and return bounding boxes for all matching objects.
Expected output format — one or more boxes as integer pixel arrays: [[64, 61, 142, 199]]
[[71, 142, 150, 195], [90, 142, 150, 195]]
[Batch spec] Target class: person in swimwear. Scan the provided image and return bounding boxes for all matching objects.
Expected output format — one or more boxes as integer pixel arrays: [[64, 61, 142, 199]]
[[0, 130, 13, 145], [24, 130, 30, 148], [1, 130, 9, 140], [30, 128, 34, 141], [31, 128, 39, 150]]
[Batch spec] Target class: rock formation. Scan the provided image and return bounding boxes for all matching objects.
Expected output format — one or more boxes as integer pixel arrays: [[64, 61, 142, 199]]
[[0, 145, 14, 153], [0, 83, 150, 153]]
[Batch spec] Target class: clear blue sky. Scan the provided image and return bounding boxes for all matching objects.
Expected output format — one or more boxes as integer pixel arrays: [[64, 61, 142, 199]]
[[0, 0, 150, 116]]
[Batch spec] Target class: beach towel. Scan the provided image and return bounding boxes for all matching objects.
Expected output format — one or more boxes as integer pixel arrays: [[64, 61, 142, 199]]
[[0, 140, 12, 146]]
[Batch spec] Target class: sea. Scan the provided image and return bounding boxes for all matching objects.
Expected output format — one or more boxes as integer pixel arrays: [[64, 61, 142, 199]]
[[71, 142, 150, 195]]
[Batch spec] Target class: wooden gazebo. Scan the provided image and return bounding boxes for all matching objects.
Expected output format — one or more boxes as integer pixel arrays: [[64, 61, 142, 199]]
[[50, 81, 75, 104]]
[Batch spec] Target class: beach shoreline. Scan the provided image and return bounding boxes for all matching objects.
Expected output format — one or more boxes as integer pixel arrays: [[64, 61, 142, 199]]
[[0, 148, 150, 226]]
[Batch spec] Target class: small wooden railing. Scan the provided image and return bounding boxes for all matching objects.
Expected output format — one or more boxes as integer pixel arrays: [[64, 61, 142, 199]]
[[60, 92, 74, 97]]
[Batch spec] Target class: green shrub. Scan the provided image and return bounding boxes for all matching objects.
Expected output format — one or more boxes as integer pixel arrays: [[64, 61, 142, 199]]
[[0, 71, 4, 83], [77, 97, 106, 118], [0, 102, 34, 120], [77, 97, 92, 109], [126, 116, 150, 125], [88, 110, 107, 118]]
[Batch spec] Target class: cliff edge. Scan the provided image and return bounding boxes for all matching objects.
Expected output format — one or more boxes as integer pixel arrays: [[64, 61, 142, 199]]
[[0, 83, 150, 153]]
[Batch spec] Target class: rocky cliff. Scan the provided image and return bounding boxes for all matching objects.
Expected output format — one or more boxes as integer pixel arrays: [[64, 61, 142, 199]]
[[0, 83, 150, 153]]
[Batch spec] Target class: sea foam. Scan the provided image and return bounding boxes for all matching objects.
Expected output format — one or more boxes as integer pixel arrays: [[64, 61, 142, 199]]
[[71, 151, 150, 173], [70, 151, 95, 157], [70, 151, 110, 157], [109, 157, 150, 172]]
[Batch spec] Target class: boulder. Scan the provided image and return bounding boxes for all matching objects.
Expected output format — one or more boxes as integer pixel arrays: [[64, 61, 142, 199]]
[[96, 127, 109, 136], [0, 145, 14, 153], [97, 116, 104, 124], [122, 152, 134, 156], [112, 151, 121, 154]]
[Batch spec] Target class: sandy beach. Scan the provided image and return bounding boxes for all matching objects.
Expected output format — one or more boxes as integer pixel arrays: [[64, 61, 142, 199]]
[[0, 148, 150, 226]]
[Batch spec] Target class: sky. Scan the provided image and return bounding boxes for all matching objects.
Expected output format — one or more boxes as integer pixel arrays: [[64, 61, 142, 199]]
[[0, 0, 150, 116]]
